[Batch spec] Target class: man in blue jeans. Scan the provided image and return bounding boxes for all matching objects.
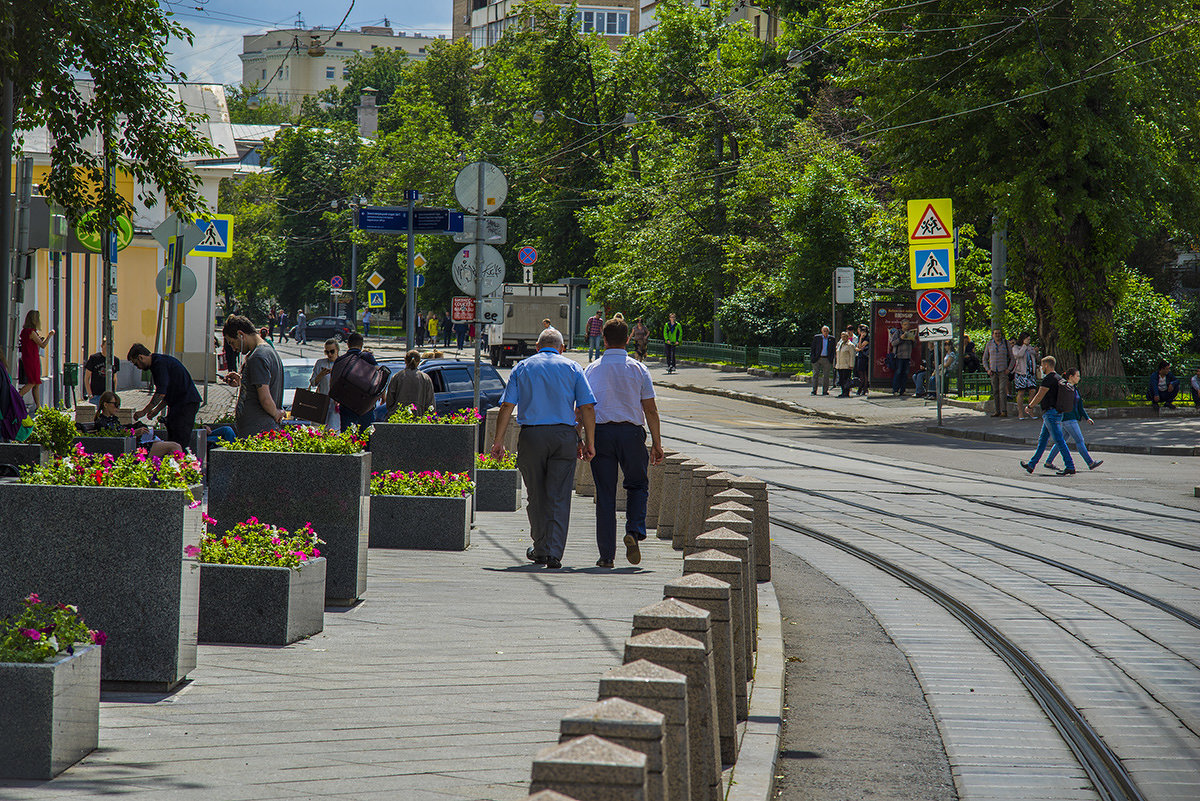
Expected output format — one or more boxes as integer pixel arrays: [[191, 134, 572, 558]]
[[1020, 355, 1076, 476], [584, 317, 665, 568], [586, 310, 604, 362]]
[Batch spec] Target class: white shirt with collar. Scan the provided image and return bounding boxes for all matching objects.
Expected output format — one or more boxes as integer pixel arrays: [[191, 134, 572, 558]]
[[584, 348, 655, 425]]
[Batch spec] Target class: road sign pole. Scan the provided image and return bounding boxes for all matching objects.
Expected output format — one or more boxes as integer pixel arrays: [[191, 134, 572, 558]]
[[936, 339, 943, 427], [406, 192, 416, 350], [204, 256, 215, 406], [473, 162, 485, 411], [351, 203, 359, 336], [164, 216, 186, 361]]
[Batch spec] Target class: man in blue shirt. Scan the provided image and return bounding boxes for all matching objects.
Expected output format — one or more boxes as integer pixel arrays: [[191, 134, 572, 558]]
[[492, 328, 597, 569], [127, 343, 202, 448], [584, 317, 665, 568]]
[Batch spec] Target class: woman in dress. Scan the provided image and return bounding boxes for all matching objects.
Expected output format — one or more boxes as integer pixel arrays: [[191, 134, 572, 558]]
[[1011, 331, 1039, 420], [18, 310, 54, 410], [854, 324, 871, 395], [630, 318, 650, 362]]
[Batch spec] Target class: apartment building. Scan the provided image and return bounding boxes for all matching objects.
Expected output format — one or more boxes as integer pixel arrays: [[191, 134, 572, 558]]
[[453, 0, 637, 49], [240, 26, 445, 107]]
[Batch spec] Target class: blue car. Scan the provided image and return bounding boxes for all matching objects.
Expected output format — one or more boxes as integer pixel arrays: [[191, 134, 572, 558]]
[[371, 359, 506, 421]]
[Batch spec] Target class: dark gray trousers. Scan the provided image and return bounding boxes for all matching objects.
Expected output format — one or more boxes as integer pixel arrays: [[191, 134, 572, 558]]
[[517, 424, 578, 560]]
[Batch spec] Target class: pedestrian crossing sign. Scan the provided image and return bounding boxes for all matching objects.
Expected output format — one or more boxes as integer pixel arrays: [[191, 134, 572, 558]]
[[909, 246, 955, 289], [367, 290, 387, 308], [191, 214, 234, 257]]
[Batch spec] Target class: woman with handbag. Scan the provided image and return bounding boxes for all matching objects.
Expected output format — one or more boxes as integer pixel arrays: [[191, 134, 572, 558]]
[[1012, 332, 1039, 420], [308, 339, 341, 429]]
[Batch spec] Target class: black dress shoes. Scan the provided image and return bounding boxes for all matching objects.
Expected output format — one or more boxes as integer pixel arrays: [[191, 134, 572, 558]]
[[596, 559, 615, 568], [545, 556, 562, 569], [526, 547, 547, 565]]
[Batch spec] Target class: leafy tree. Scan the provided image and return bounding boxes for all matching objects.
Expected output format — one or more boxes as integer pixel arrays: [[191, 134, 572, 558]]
[[819, 0, 1200, 375], [217, 172, 277, 322], [226, 83, 294, 125], [2, 0, 220, 220], [310, 48, 413, 126]]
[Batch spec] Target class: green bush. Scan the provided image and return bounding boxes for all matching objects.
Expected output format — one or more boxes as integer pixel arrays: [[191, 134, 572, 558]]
[[1114, 269, 1188, 375]]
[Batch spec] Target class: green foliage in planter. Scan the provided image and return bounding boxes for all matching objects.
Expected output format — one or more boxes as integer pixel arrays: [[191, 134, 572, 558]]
[[371, 469, 475, 497], [222, 424, 367, 454], [477, 450, 517, 470], [188, 515, 323, 570], [0, 593, 106, 663], [27, 406, 77, 456], [19, 443, 202, 500], [386, 404, 482, 425]]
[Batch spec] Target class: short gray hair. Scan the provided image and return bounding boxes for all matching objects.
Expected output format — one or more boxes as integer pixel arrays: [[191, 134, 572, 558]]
[[537, 328, 564, 349]]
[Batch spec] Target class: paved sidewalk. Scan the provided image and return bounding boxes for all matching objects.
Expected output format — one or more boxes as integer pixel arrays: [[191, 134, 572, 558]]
[[1, 502, 688, 801], [644, 360, 1200, 457]]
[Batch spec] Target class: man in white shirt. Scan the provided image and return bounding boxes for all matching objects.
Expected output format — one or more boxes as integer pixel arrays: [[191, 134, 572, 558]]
[[583, 317, 666, 568]]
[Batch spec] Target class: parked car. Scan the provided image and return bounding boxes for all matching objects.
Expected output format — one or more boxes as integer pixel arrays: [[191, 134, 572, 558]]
[[369, 359, 506, 424], [279, 357, 318, 412], [289, 316, 355, 342]]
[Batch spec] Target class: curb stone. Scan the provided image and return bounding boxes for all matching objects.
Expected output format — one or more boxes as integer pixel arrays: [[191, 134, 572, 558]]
[[652, 381, 860, 425], [923, 425, 1200, 457], [723, 581, 784, 801]]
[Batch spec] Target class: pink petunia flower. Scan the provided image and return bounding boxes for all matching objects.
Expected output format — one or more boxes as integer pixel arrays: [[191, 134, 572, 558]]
[[184, 545, 201, 557], [91, 630, 108, 645], [26, 593, 40, 604], [20, 628, 41, 641]]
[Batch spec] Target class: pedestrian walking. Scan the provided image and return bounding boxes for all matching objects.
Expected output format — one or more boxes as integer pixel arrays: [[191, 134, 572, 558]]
[[277, 309, 289, 343], [385, 350, 435, 417], [334, 333, 380, 432], [361, 309, 372, 339], [308, 339, 341, 429], [888, 320, 916, 395], [809, 325, 834, 395], [267, 307, 276, 340], [586, 310, 604, 361], [295, 309, 307, 344], [441, 312, 453, 348], [1190, 366, 1200, 407], [83, 338, 119, 404], [127, 343, 203, 447], [1020, 355, 1077, 475], [1012, 332, 1039, 419], [583, 318, 665, 568], [491, 328, 597, 570], [222, 320, 240, 375], [983, 328, 1013, 417], [663, 313, 682, 373], [835, 329, 856, 397], [416, 311, 426, 347], [427, 312, 439, 346], [17, 310, 54, 410], [854, 324, 871, 395], [219, 316, 285, 437], [1045, 368, 1103, 471], [454, 320, 468, 351], [631, 317, 650, 362]]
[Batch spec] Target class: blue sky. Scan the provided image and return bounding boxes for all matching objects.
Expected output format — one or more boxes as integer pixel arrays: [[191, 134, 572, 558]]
[[164, 0, 453, 86]]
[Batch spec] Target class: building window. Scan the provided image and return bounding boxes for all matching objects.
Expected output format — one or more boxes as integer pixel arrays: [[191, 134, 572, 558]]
[[575, 9, 630, 36], [335, 41, 343, 46], [276, 40, 281, 46], [754, 15, 761, 39], [261, 69, 267, 79], [342, 66, 350, 78], [326, 66, 335, 79], [418, 47, 426, 53]]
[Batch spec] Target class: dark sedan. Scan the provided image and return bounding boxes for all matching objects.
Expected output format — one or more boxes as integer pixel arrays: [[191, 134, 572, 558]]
[[290, 316, 355, 342], [370, 359, 506, 422]]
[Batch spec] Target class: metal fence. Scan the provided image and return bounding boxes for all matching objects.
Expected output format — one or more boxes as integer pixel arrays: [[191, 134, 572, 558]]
[[957, 372, 1193, 403]]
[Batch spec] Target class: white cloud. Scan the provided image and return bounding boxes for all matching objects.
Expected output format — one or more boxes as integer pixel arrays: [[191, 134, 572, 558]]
[[168, 20, 258, 87]]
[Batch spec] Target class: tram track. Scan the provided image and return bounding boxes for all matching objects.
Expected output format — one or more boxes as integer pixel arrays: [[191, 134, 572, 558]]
[[662, 418, 1200, 553], [769, 514, 1149, 801]]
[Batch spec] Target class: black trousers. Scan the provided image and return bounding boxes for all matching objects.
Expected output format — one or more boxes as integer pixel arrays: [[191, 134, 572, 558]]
[[165, 402, 198, 449], [665, 344, 677, 369]]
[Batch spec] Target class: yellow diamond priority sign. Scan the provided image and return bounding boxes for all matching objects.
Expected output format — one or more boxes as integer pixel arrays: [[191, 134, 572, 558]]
[[367, 271, 385, 290]]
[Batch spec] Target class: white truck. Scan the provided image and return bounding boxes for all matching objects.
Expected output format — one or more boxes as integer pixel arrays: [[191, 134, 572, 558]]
[[488, 283, 570, 367]]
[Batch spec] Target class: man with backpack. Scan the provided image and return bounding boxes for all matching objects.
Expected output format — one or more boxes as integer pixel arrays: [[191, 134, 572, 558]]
[[1020, 355, 1077, 476], [331, 333, 388, 432], [221, 315, 284, 436]]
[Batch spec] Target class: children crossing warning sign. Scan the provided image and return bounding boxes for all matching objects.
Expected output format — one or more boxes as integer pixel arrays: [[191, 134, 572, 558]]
[[910, 246, 955, 289], [907, 198, 953, 244]]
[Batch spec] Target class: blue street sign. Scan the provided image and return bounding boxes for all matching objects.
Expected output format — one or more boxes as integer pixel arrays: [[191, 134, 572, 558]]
[[108, 232, 119, 264], [358, 206, 465, 234], [414, 274, 425, 288]]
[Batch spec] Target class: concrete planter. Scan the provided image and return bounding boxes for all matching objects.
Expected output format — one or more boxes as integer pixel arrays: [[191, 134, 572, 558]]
[[369, 422, 477, 481], [72, 435, 138, 457], [0, 484, 201, 688], [476, 468, 522, 512], [370, 494, 471, 550], [0, 644, 102, 779], [198, 558, 326, 646], [207, 449, 370, 606], [0, 442, 50, 469]]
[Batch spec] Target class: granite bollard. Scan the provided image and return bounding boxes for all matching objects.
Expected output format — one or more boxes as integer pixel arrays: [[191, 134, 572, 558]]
[[672, 460, 706, 550], [692, 526, 755, 660], [369, 494, 471, 550], [598, 660, 691, 801], [683, 549, 749, 686], [663, 573, 743, 721], [560, 698, 668, 801], [198, 558, 326, 645], [207, 449, 370, 606], [631, 599, 735, 766], [656, 454, 688, 542], [476, 467, 523, 511], [645, 447, 676, 530], [702, 515, 757, 633], [685, 469, 731, 549], [0, 644, 101, 780], [484, 406, 520, 454], [530, 734, 647, 801], [0, 483, 200, 688], [729, 476, 771, 581], [624, 629, 720, 801]]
